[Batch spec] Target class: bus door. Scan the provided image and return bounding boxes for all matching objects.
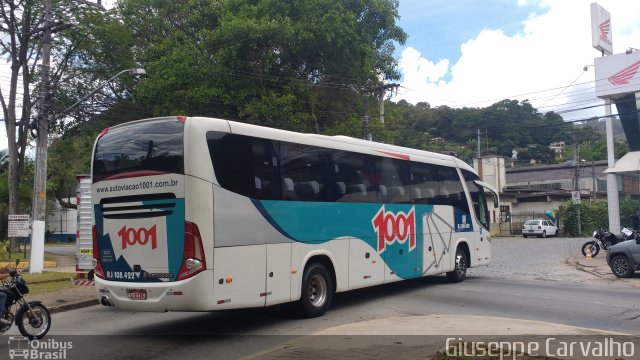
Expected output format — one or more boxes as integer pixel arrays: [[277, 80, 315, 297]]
[[468, 180, 499, 266]]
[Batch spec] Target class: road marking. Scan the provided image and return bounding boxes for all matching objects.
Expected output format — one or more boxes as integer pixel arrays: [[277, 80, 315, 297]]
[[594, 301, 634, 309], [460, 288, 486, 293]]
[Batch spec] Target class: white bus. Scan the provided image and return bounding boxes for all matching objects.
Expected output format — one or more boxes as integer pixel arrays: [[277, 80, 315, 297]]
[[91, 116, 498, 317]]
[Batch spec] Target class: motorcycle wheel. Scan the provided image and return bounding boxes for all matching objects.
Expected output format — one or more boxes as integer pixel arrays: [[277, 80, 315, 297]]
[[581, 242, 600, 258], [17, 303, 51, 339]]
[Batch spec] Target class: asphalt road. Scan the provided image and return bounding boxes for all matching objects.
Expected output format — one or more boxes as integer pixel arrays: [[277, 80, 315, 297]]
[[3, 274, 635, 359]]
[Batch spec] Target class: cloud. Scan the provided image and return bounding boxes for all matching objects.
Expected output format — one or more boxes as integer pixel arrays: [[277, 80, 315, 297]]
[[396, 0, 640, 121]]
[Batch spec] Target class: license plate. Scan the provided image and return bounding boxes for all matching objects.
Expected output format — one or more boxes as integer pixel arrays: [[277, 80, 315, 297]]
[[127, 289, 147, 300], [528, 230, 534, 232]]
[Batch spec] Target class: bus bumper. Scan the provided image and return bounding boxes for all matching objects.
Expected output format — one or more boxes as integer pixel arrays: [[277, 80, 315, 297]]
[[94, 270, 214, 312]]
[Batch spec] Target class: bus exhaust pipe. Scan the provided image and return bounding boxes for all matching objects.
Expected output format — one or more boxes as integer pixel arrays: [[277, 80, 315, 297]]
[[100, 296, 114, 307]]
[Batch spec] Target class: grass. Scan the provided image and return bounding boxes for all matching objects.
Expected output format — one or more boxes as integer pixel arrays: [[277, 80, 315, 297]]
[[0, 272, 76, 296], [1, 252, 54, 262], [21, 271, 75, 283], [27, 279, 75, 295]]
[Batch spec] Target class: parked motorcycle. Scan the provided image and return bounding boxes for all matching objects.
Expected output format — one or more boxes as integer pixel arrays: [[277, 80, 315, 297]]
[[582, 227, 637, 258], [0, 261, 52, 339]]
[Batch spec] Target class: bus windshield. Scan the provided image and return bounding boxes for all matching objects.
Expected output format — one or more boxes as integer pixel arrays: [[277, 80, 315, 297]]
[[93, 119, 184, 182]]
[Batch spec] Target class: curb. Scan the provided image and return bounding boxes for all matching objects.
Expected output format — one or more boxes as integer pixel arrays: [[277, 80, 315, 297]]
[[48, 298, 99, 314]]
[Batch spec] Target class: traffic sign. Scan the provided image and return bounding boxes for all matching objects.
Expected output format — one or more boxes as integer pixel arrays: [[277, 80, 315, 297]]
[[8, 214, 30, 237], [572, 191, 581, 205]]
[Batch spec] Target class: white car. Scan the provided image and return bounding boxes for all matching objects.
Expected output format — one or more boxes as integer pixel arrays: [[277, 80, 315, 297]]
[[522, 219, 558, 238]]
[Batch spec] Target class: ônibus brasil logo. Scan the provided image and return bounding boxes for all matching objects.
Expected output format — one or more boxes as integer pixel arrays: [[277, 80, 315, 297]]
[[608, 60, 640, 86], [119, 225, 157, 250], [372, 206, 416, 254]]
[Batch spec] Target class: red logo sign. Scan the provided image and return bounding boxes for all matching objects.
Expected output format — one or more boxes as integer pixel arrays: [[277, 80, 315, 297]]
[[599, 18, 611, 45], [608, 61, 640, 86], [372, 206, 416, 254], [119, 225, 157, 250]]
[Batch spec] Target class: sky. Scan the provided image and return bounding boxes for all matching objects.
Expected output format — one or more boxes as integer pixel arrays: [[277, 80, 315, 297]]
[[393, 0, 640, 120], [2, 0, 640, 151]]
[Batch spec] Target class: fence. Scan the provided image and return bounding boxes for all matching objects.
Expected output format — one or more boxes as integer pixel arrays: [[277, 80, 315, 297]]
[[498, 212, 556, 236]]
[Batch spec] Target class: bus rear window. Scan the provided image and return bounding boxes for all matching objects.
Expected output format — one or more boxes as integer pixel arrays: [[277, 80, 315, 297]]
[[93, 120, 184, 182]]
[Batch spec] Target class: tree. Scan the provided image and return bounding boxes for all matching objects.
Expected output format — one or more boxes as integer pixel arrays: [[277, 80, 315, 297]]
[[41, 0, 408, 207], [2, 0, 144, 231], [119, 0, 406, 133], [1, 0, 108, 224]]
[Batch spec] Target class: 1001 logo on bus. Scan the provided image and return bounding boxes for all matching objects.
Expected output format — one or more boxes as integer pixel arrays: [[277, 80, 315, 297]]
[[372, 206, 416, 253], [119, 225, 157, 250]]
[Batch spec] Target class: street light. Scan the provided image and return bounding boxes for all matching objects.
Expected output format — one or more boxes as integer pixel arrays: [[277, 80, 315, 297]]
[[60, 68, 147, 115], [30, 67, 146, 273]]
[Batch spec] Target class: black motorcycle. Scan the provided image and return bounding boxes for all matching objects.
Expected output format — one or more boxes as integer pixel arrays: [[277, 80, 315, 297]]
[[0, 264, 52, 339], [582, 227, 636, 258]]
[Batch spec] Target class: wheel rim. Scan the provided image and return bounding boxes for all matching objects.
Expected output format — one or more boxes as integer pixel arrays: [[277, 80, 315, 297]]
[[613, 258, 629, 276], [308, 274, 327, 308], [455, 253, 467, 277], [21, 305, 49, 338]]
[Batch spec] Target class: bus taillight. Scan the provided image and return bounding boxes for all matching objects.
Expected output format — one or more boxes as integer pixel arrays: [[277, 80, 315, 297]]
[[177, 222, 206, 281], [92, 225, 105, 279]]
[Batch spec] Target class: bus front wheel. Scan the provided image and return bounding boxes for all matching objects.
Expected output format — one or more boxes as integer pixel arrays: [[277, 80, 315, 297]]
[[446, 247, 467, 283], [298, 263, 333, 318]]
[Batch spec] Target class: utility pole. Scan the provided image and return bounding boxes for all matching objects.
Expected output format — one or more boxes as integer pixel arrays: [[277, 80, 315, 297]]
[[362, 83, 399, 141], [572, 132, 582, 235], [30, 0, 105, 272], [363, 96, 371, 141], [378, 83, 399, 125], [592, 159, 597, 201], [477, 129, 481, 157]]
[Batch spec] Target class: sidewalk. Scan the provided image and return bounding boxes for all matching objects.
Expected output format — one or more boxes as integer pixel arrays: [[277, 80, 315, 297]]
[[20, 251, 99, 313], [568, 251, 640, 288]]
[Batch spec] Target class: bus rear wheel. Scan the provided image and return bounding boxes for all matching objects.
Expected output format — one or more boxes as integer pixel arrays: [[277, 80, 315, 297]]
[[298, 263, 333, 318], [446, 247, 467, 283]]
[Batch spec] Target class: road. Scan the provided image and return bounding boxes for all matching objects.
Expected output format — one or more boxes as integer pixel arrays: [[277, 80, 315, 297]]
[[44, 244, 76, 257], [4, 274, 636, 359], [2, 237, 638, 359]]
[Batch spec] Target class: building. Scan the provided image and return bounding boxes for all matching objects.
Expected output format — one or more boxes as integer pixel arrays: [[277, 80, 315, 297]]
[[474, 156, 640, 236]]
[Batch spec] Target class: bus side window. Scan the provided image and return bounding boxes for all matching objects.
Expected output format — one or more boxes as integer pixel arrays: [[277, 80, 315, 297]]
[[251, 138, 281, 200], [333, 151, 375, 203], [463, 170, 490, 230], [207, 133, 254, 198], [207, 132, 281, 200], [280, 142, 332, 202], [436, 166, 469, 213], [410, 162, 437, 204], [378, 157, 410, 203]]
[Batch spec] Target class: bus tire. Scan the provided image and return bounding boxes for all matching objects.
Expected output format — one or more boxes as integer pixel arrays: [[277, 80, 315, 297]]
[[446, 247, 467, 283], [298, 263, 333, 318]]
